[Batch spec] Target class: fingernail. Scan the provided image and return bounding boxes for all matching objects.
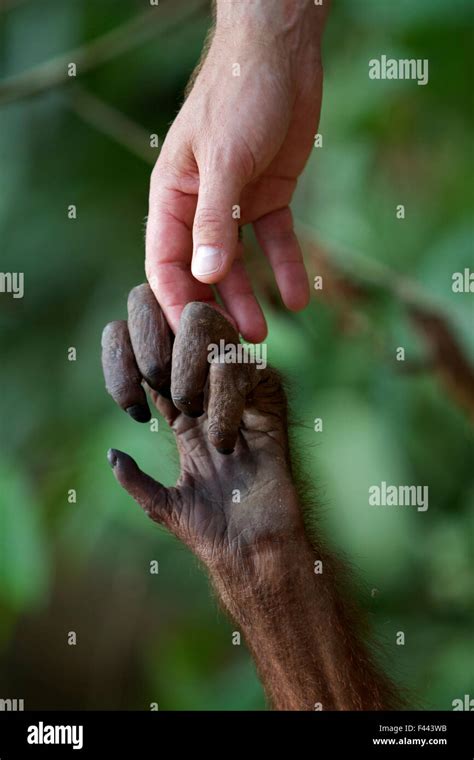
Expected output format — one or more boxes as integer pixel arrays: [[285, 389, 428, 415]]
[[193, 246, 223, 276], [126, 404, 151, 423], [107, 448, 118, 468], [158, 385, 172, 400], [171, 394, 204, 418]]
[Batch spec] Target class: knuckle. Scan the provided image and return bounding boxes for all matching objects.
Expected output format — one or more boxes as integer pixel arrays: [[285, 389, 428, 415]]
[[149, 148, 178, 189], [150, 155, 167, 187], [199, 139, 255, 182], [193, 206, 226, 236], [147, 489, 164, 523], [230, 139, 256, 180], [101, 320, 125, 347], [128, 283, 149, 302], [101, 321, 116, 341]]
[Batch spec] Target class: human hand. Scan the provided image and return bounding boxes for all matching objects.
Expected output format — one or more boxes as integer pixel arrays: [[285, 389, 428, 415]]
[[145, 1, 329, 343]]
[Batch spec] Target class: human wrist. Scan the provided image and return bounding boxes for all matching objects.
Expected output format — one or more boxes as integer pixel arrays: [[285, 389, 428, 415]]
[[214, 0, 327, 73], [215, 0, 327, 38]]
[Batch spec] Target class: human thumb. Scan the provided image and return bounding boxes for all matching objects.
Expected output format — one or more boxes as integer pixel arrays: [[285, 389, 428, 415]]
[[191, 170, 242, 284]]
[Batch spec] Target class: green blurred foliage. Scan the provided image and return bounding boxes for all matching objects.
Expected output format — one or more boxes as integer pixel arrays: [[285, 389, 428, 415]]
[[0, 0, 472, 709]]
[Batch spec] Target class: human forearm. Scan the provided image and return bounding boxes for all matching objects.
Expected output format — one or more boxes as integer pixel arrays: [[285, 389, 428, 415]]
[[215, 0, 329, 43], [209, 511, 403, 711], [214, 0, 329, 73]]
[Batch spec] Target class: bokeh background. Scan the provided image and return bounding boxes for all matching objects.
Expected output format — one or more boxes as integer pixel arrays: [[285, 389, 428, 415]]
[[0, 0, 472, 710]]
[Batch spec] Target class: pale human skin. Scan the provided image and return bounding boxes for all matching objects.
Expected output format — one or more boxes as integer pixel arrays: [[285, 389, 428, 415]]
[[145, 0, 330, 343]]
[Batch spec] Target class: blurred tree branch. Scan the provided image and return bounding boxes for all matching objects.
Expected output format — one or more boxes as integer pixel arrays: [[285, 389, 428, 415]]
[[69, 85, 155, 165], [408, 305, 474, 421], [297, 227, 474, 422], [0, 0, 207, 106]]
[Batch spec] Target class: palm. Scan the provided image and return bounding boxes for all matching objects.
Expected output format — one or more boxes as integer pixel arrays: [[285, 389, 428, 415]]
[[149, 380, 296, 561]]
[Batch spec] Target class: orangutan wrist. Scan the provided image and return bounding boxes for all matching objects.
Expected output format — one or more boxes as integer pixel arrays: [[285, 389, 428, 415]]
[[208, 525, 316, 623]]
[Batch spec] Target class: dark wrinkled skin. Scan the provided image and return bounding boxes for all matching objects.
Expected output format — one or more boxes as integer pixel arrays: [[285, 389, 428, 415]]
[[101, 285, 405, 713], [102, 284, 304, 568]]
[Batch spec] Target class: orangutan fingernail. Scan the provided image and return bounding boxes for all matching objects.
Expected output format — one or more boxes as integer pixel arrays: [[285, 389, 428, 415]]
[[107, 448, 118, 468], [126, 404, 151, 423]]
